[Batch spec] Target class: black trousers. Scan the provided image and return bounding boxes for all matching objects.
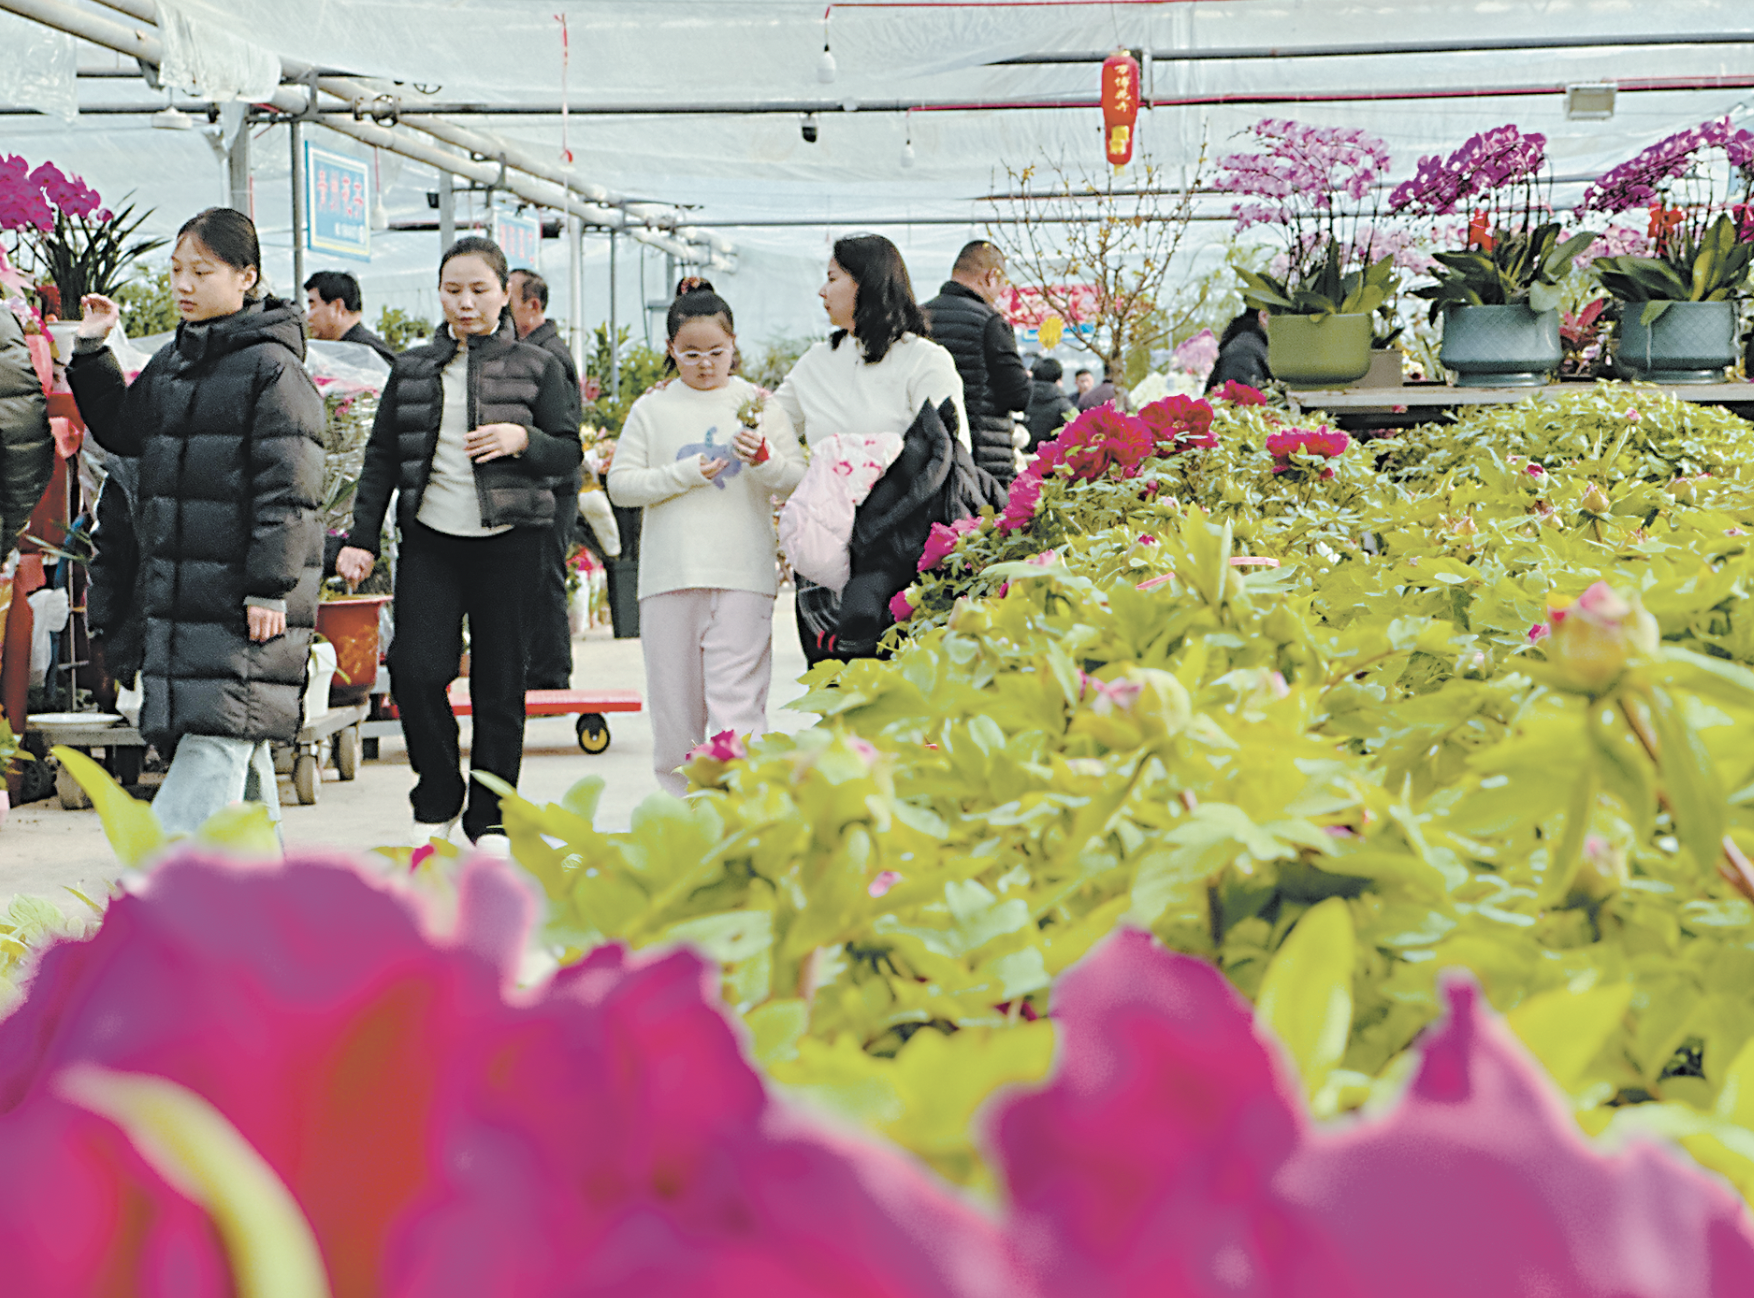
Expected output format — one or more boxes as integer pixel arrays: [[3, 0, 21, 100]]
[[390, 521, 542, 839], [526, 470, 581, 689]]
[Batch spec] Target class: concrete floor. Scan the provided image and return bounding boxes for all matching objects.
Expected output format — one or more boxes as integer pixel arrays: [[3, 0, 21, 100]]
[[0, 592, 815, 910]]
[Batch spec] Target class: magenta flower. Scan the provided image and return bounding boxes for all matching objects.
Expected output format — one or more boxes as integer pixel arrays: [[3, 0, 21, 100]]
[[1526, 463, 1546, 477], [997, 471, 1044, 534], [685, 728, 746, 764], [917, 521, 961, 573], [1267, 426, 1350, 478], [0, 852, 1006, 1298], [1213, 380, 1268, 406], [1216, 119, 1392, 226], [1138, 394, 1217, 452], [868, 870, 903, 898], [1527, 622, 1550, 643], [1035, 404, 1156, 480], [889, 588, 916, 622], [1388, 125, 1547, 216], [1580, 117, 1745, 215], [993, 928, 1754, 1296]]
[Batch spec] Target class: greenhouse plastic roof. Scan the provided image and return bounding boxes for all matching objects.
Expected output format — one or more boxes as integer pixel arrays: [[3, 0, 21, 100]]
[[3, 0, 1754, 345]]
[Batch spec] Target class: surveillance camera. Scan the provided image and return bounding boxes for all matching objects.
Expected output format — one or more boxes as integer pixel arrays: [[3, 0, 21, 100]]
[[801, 113, 819, 144]]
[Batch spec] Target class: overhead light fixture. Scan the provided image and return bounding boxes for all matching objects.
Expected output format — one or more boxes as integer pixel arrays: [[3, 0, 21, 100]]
[[801, 113, 819, 144], [818, 46, 837, 83], [151, 105, 194, 130], [901, 141, 916, 168], [1566, 83, 1616, 121]]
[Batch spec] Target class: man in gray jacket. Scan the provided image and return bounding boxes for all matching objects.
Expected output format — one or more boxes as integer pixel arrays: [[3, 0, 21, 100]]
[[0, 308, 52, 562]]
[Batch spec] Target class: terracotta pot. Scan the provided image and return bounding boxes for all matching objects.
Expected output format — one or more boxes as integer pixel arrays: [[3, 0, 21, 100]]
[[1266, 313, 1373, 386], [314, 595, 390, 705]]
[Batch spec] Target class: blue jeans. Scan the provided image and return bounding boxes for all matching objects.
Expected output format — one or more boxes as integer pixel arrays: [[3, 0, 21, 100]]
[[152, 735, 281, 837]]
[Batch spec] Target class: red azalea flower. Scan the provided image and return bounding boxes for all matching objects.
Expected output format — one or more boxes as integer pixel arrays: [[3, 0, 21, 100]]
[[1267, 426, 1350, 478]]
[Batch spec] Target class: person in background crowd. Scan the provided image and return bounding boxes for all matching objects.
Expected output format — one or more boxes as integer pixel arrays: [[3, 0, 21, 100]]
[[303, 270, 397, 366], [69, 208, 324, 836], [335, 237, 580, 849], [1206, 308, 1273, 393], [606, 279, 804, 795], [1023, 355, 1078, 451], [769, 234, 968, 663], [508, 267, 584, 691], [0, 300, 52, 564], [1077, 367, 1117, 411], [1073, 368, 1095, 399], [922, 240, 1032, 486]]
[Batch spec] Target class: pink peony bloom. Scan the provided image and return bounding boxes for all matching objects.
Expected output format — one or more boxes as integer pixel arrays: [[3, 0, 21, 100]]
[[1268, 426, 1350, 480], [1214, 381, 1268, 406], [1527, 463, 1546, 477], [1527, 622, 1550, 643], [1138, 394, 1217, 452], [868, 870, 903, 898], [0, 852, 1009, 1297], [917, 521, 964, 573], [1138, 534, 1156, 546], [889, 588, 916, 622], [686, 728, 746, 764], [1626, 408, 1643, 423], [997, 472, 1044, 534], [994, 928, 1754, 1296]]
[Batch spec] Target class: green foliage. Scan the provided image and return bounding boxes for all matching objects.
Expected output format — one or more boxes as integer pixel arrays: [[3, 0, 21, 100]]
[[742, 332, 823, 391], [583, 323, 668, 435], [1240, 243, 1397, 319], [484, 385, 1754, 1204], [1593, 214, 1754, 324], [375, 306, 433, 351], [13, 197, 166, 313], [112, 263, 179, 336], [1413, 222, 1596, 320]]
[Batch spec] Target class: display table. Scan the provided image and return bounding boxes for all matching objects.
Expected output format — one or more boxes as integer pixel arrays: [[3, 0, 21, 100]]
[[1288, 380, 1754, 430]]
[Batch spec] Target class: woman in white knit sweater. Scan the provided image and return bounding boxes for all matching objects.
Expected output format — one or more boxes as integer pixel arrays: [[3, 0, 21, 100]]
[[771, 234, 966, 662], [607, 279, 805, 795]]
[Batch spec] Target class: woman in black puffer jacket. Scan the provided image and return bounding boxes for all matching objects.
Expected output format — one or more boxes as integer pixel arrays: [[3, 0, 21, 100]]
[[69, 208, 324, 836], [336, 237, 580, 847]]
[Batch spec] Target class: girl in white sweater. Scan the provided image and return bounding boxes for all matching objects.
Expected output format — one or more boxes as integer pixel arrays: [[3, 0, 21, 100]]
[[607, 279, 804, 795]]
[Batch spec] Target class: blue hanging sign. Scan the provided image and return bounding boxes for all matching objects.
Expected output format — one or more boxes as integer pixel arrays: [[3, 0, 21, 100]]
[[493, 210, 542, 267], [304, 142, 371, 262]]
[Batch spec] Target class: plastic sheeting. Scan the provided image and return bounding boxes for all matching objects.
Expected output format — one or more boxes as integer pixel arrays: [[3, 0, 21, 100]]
[[0, 11, 76, 123], [152, 0, 281, 102], [5, 0, 1754, 344]]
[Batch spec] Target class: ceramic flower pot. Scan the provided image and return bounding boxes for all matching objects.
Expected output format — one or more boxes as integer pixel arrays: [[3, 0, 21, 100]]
[[1266, 313, 1373, 386], [1614, 300, 1739, 383], [1350, 349, 1404, 389], [1440, 304, 1561, 388]]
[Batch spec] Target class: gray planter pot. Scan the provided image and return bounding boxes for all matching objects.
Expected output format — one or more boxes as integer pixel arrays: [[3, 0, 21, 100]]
[[1614, 300, 1739, 383], [1440, 304, 1561, 388]]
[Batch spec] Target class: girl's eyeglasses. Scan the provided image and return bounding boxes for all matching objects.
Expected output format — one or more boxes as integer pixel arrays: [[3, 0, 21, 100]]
[[677, 347, 731, 366]]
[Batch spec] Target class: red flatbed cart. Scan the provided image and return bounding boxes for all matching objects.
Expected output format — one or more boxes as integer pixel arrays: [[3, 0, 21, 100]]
[[447, 682, 642, 754]]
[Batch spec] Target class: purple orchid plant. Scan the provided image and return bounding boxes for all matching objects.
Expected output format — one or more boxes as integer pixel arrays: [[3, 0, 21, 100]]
[[0, 154, 164, 319]]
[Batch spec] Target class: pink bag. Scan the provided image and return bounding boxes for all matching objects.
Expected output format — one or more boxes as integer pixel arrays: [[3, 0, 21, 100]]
[[778, 433, 904, 593]]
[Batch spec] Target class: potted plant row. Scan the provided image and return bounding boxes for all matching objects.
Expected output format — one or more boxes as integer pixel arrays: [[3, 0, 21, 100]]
[[1581, 118, 1754, 383]]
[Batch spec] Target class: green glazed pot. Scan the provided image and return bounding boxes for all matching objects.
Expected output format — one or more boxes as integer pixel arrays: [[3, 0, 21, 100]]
[[1440, 304, 1561, 388], [1614, 300, 1739, 384], [1266, 313, 1373, 386]]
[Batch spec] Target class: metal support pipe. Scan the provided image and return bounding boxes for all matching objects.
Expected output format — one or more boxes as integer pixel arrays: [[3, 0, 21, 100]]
[[438, 170, 454, 256], [290, 121, 305, 293], [608, 231, 619, 404], [567, 212, 585, 380], [227, 121, 250, 216], [990, 31, 1754, 65]]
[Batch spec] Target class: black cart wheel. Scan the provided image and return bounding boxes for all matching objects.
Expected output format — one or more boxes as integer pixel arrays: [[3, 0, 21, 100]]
[[576, 713, 611, 754]]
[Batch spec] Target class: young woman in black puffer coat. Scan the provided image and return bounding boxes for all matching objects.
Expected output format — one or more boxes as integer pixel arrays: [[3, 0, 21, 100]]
[[69, 208, 324, 836], [335, 237, 580, 848]]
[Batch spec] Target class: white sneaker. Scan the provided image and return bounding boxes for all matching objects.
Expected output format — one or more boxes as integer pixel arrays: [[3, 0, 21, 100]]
[[411, 817, 458, 848], [472, 832, 513, 860]]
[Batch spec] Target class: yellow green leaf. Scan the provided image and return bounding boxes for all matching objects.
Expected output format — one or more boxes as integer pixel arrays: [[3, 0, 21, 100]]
[[1506, 983, 1633, 1092], [1255, 896, 1354, 1097], [51, 746, 164, 867]]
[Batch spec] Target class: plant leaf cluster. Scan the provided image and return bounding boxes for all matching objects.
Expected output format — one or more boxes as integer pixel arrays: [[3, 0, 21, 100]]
[[1413, 222, 1596, 320], [1592, 213, 1754, 324], [1239, 244, 1397, 319]]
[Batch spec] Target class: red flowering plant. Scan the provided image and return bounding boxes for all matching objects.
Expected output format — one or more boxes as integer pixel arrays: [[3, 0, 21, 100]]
[[0, 155, 164, 319], [1267, 425, 1351, 480], [1581, 117, 1754, 321]]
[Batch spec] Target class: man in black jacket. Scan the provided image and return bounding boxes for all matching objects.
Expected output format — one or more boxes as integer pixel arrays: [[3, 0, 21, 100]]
[[509, 268, 584, 689], [304, 270, 398, 367], [922, 242, 1032, 486]]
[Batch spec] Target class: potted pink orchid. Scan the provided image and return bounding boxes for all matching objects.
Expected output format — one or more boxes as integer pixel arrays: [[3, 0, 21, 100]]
[[0, 154, 163, 359], [1217, 119, 1399, 386]]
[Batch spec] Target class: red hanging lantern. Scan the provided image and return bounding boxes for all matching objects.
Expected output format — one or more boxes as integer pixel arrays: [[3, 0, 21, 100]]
[[1101, 49, 1141, 167]]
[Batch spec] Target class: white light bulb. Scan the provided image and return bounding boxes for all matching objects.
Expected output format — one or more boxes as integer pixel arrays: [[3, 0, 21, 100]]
[[818, 47, 837, 84], [901, 141, 916, 168]]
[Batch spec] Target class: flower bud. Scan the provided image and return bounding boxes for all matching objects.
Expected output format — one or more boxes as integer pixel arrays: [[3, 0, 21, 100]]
[[1568, 834, 1628, 906], [1581, 483, 1611, 515], [1543, 581, 1660, 694]]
